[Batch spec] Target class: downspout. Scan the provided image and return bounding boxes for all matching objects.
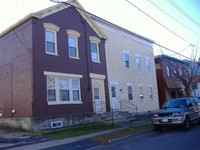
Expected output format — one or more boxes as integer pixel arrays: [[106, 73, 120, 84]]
[[81, 16, 91, 91]]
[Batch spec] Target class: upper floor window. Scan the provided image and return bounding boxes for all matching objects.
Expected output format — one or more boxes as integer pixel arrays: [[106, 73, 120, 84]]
[[174, 66, 178, 79], [166, 65, 171, 77], [179, 68, 183, 75], [145, 57, 151, 72], [124, 52, 130, 68], [135, 54, 141, 70], [43, 23, 60, 55], [67, 30, 80, 59], [90, 36, 101, 63]]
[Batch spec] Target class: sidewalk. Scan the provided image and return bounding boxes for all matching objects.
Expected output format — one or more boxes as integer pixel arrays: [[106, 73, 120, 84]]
[[0, 116, 152, 150]]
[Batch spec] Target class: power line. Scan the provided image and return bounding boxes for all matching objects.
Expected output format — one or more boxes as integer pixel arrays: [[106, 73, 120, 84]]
[[125, 0, 191, 44], [148, 0, 200, 36], [50, 0, 192, 60], [167, 0, 200, 28]]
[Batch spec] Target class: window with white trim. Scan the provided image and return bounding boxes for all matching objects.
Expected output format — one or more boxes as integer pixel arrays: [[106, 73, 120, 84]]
[[90, 36, 100, 63], [166, 65, 171, 77], [145, 57, 151, 72], [135, 55, 141, 70], [174, 66, 178, 79], [179, 68, 183, 75], [47, 76, 81, 104], [149, 86, 153, 99], [43, 23, 60, 55], [67, 30, 80, 59], [139, 86, 144, 99], [124, 52, 130, 68], [127, 85, 133, 100]]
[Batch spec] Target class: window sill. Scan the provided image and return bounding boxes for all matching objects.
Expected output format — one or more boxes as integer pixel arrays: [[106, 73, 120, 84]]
[[92, 60, 101, 64], [46, 52, 58, 56], [69, 56, 80, 60], [48, 101, 83, 105]]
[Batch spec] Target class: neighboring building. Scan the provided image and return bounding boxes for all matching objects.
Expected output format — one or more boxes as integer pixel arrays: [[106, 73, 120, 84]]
[[92, 16, 159, 113], [191, 75, 200, 97], [184, 59, 200, 75], [0, 0, 109, 130], [155, 55, 188, 107]]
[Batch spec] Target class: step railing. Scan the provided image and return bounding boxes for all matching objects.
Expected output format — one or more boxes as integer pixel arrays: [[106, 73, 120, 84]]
[[119, 100, 137, 115], [93, 100, 106, 113]]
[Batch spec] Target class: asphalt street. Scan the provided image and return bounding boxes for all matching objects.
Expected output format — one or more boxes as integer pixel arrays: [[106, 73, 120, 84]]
[[42, 123, 200, 150], [93, 123, 200, 150]]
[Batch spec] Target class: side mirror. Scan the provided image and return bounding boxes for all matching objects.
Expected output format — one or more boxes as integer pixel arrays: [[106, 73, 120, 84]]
[[187, 103, 192, 108]]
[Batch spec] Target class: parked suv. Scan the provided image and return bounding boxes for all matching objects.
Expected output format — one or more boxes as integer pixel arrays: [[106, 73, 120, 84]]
[[152, 97, 200, 131]]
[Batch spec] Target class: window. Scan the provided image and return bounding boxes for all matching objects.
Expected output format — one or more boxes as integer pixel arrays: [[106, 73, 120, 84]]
[[90, 36, 101, 62], [166, 65, 171, 77], [45, 72, 82, 105], [59, 78, 69, 101], [127, 85, 133, 100], [124, 52, 130, 68], [149, 86, 153, 99], [179, 68, 183, 75], [135, 55, 141, 70], [145, 57, 150, 72], [67, 30, 80, 59], [47, 77, 56, 101], [174, 66, 178, 79], [72, 79, 80, 101], [43, 23, 60, 55], [139, 86, 144, 99]]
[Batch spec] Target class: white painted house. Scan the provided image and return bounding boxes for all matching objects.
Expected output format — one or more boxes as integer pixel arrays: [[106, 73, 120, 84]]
[[92, 16, 159, 113]]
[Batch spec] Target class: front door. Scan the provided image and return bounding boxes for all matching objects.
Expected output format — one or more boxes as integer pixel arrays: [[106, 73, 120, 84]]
[[93, 85, 102, 113], [111, 85, 120, 110]]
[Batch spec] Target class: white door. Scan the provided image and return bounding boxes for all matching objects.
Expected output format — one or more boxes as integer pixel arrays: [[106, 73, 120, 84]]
[[111, 85, 120, 110], [93, 85, 102, 113]]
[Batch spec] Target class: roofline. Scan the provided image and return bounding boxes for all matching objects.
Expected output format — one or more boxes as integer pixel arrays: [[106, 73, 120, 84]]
[[155, 54, 187, 64], [0, 0, 108, 39], [90, 15, 154, 43], [0, 14, 37, 37]]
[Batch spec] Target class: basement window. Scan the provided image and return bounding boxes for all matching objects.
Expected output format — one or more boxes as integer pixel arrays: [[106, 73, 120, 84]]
[[51, 121, 63, 129]]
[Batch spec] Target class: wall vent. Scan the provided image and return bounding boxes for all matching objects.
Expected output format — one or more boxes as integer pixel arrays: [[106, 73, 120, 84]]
[[51, 121, 63, 129]]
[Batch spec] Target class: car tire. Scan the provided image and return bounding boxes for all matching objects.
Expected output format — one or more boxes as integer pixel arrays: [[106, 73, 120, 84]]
[[154, 125, 162, 131], [183, 116, 190, 131]]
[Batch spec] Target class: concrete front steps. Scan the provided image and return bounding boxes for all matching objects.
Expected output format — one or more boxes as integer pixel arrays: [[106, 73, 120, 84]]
[[100, 111, 138, 125], [99, 111, 152, 126]]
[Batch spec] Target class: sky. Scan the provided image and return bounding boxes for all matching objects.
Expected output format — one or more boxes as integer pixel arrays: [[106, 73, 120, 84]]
[[0, 0, 200, 60]]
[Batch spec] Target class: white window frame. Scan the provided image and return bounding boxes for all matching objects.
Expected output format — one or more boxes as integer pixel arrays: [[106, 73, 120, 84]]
[[145, 57, 150, 72], [135, 54, 141, 70], [166, 65, 171, 77], [124, 51, 130, 68], [148, 85, 153, 100], [44, 71, 83, 105], [89, 36, 101, 63], [138, 84, 144, 99], [43, 23, 60, 55], [67, 30, 80, 59], [126, 83, 133, 100]]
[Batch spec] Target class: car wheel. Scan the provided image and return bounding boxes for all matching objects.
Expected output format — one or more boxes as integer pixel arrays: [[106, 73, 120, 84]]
[[154, 125, 162, 131], [183, 116, 190, 131]]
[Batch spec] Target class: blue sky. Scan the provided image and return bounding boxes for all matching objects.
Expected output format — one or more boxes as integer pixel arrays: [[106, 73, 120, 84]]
[[0, 0, 200, 59]]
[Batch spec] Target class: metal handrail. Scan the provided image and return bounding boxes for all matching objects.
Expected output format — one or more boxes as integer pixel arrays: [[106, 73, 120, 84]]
[[119, 100, 137, 115], [93, 100, 106, 113]]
